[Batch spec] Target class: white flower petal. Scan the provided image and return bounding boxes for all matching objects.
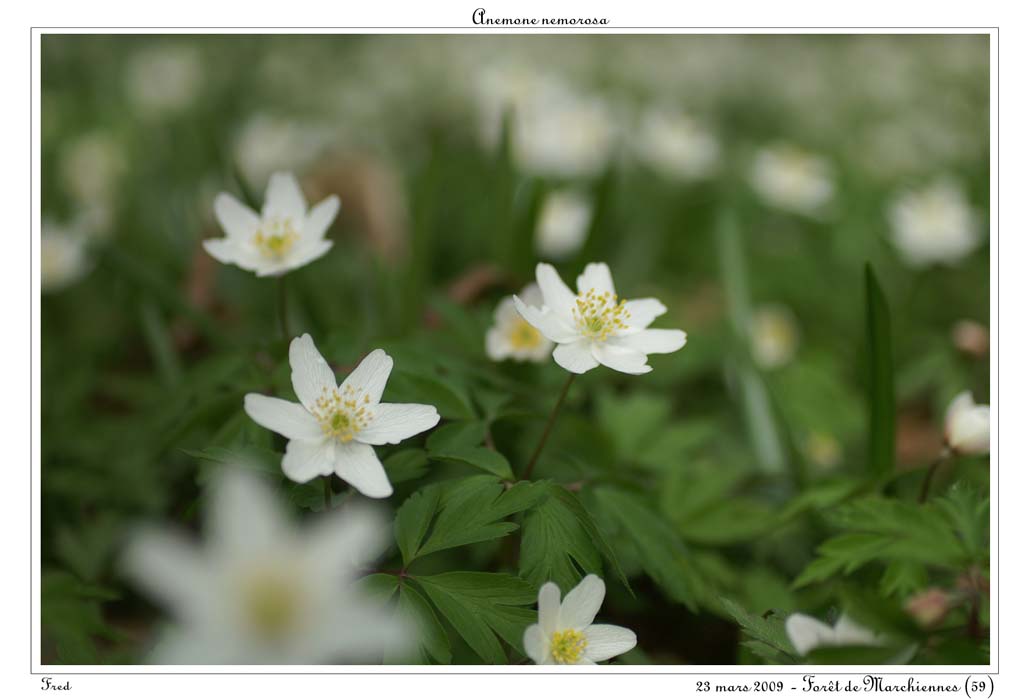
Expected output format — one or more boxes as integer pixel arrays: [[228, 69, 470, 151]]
[[559, 574, 606, 630], [334, 441, 393, 498], [289, 334, 338, 411], [341, 349, 394, 405], [535, 263, 577, 316], [122, 528, 211, 622], [263, 239, 333, 275], [308, 501, 389, 575], [538, 582, 562, 636], [833, 615, 881, 647], [552, 340, 600, 374], [202, 238, 256, 270], [785, 613, 836, 656], [523, 623, 546, 663], [486, 327, 510, 361], [583, 624, 636, 662], [592, 342, 652, 375], [213, 193, 260, 241], [208, 470, 291, 556], [359, 403, 440, 445], [513, 295, 579, 344], [243, 394, 322, 441], [945, 391, 990, 455], [576, 262, 615, 297], [304, 195, 340, 240], [613, 329, 687, 355], [282, 438, 336, 483], [623, 298, 667, 328], [262, 171, 307, 221]]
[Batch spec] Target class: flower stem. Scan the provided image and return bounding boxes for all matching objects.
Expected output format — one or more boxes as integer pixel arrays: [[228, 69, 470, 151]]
[[918, 447, 952, 504], [323, 476, 333, 510], [521, 373, 576, 481], [277, 275, 290, 341]]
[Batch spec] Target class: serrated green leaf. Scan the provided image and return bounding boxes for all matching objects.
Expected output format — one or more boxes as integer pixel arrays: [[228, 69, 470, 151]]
[[395, 485, 442, 566], [720, 598, 797, 660], [520, 488, 602, 591], [390, 582, 452, 664], [383, 448, 431, 484], [430, 446, 514, 480]]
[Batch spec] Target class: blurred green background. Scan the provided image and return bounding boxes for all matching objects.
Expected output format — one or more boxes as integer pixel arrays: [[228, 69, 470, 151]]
[[40, 34, 990, 664]]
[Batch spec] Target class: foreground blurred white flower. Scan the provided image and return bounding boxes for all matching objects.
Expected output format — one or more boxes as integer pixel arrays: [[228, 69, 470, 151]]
[[535, 190, 592, 260], [244, 335, 439, 497], [785, 613, 881, 656], [41, 219, 91, 293], [514, 262, 687, 375], [125, 45, 202, 117], [523, 575, 636, 665], [486, 284, 554, 363], [205, 172, 338, 277], [943, 391, 990, 455], [749, 304, 800, 370], [636, 108, 719, 181], [123, 469, 409, 664], [887, 180, 980, 267], [749, 144, 834, 215]]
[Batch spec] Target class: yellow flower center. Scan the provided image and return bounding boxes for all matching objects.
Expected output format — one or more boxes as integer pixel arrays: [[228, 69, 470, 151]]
[[550, 629, 587, 664], [241, 571, 301, 642], [508, 319, 543, 350], [571, 288, 630, 342], [312, 384, 373, 442], [254, 217, 299, 259]]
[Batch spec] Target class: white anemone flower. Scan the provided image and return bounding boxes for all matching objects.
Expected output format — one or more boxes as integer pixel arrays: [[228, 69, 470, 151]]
[[41, 219, 92, 293], [513, 262, 687, 375], [205, 171, 339, 277], [785, 613, 881, 657], [486, 284, 554, 363], [887, 180, 980, 267], [122, 469, 410, 664], [943, 391, 990, 456], [125, 45, 202, 118], [749, 144, 834, 215], [523, 575, 636, 665], [636, 109, 720, 181], [244, 335, 440, 498], [749, 304, 800, 370], [535, 190, 593, 260]]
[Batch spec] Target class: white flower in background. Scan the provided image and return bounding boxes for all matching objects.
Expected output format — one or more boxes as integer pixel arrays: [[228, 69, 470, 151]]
[[785, 613, 881, 656], [749, 304, 800, 370], [244, 335, 439, 498], [125, 45, 202, 117], [514, 91, 620, 178], [514, 262, 687, 375], [205, 171, 338, 277], [887, 180, 980, 267], [59, 131, 125, 208], [535, 190, 593, 260], [636, 108, 719, 181], [523, 575, 636, 665], [123, 469, 410, 664], [943, 391, 990, 456], [234, 114, 335, 187], [749, 144, 834, 215], [486, 284, 554, 363], [41, 219, 91, 293]]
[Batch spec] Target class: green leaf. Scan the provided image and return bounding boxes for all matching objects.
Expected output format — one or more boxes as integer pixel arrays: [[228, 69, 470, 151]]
[[394, 485, 442, 566], [430, 446, 514, 480], [41, 571, 122, 664], [414, 572, 536, 664], [720, 598, 797, 660], [425, 421, 487, 452], [383, 448, 431, 484], [880, 560, 928, 597], [387, 370, 476, 421], [390, 582, 452, 664], [519, 486, 603, 591], [864, 264, 895, 478]]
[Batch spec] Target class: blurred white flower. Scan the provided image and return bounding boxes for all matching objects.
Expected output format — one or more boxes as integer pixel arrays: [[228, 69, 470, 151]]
[[943, 391, 989, 456], [535, 190, 592, 260], [234, 114, 334, 187], [523, 575, 636, 665], [123, 469, 409, 664], [514, 262, 687, 375], [486, 284, 554, 363], [59, 132, 125, 207], [205, 171, 338, 277], [749, 304, 800, 370], [245, 335, 439, 497], [785, 613, 881, 656], [514, 91, 620, 178], [125, 45, 202, 117], [41, 219, 91, 293], [749, 144, 834, 215], [887, 180, 980, 267], [636, 108, 719, 181], [803, 431, 843, 470]]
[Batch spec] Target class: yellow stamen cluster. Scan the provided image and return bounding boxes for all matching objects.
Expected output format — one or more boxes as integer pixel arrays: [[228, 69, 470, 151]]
[[254, 217, 299, 259], [312, 385, 373, 442], [550, 629, 587, 664], [507, 319, 544, 350], [242, 571, 301, 642], [572, 288, 630, 342]]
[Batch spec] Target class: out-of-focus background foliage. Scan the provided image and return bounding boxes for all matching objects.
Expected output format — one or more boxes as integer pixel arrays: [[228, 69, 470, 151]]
[[40, 34, 990, 665]]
